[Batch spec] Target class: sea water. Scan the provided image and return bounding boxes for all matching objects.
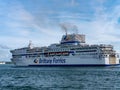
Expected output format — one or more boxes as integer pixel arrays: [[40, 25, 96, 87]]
[[0, 64, 120, 90]]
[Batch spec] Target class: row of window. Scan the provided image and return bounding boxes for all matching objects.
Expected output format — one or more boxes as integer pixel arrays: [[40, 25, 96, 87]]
[[76, 50, 97, 53], [71, 47, 98, 50]]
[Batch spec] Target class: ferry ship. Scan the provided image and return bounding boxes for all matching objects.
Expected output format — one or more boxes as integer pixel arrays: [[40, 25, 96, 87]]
[[10, 33, 120, 66], [0, 61, 5, 64]]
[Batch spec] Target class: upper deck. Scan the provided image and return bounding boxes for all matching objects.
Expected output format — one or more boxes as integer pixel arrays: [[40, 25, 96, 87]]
[[10, 33, 117, 57]]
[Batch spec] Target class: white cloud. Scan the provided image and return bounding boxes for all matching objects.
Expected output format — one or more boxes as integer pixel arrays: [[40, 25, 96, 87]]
[[58, 1, 120, 47], [2, 0, 120, 46], [70, 0, 78, 6], [0, 49, 10, 61]]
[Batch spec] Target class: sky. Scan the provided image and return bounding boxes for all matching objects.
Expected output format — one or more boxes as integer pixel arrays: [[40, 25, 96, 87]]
[[0, 0, 120, 61]]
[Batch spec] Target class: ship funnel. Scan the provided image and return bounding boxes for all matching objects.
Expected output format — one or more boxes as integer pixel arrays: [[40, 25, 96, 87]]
[[61, 34, 85, 44]]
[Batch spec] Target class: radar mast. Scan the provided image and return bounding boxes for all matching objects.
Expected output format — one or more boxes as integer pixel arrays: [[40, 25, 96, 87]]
[[28, 40, 33, 49]]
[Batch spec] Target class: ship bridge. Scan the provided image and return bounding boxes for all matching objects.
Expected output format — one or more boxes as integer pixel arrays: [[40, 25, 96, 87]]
[[60, 34, 85, 45]]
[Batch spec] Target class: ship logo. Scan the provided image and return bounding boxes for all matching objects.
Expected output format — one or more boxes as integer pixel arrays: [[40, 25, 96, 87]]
[[34, 59, 39, 63]]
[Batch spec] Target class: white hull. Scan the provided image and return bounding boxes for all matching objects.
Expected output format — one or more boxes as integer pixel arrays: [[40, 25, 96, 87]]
[[11, 55, 120, 66], [10, 33, 120, 66]]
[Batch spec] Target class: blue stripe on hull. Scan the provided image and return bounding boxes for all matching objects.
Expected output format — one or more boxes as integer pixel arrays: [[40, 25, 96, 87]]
[[28, 64, 120, 67]]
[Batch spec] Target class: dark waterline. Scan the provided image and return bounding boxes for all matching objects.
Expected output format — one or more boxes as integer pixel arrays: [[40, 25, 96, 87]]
[[0, 64, 120, 90]]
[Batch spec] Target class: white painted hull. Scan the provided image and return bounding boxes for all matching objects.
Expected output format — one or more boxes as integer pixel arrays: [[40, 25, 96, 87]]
[[11, 55, 120, 66]]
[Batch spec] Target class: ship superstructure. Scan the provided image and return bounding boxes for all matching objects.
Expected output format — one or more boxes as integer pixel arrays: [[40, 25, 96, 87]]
[[10, 33, 120, 66]]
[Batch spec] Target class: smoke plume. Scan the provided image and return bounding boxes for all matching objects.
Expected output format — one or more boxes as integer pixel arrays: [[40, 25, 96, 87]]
[[60, 22, 78, 34]]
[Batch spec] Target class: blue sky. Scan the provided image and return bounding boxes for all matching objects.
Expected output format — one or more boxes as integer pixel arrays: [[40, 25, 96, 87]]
[[0, 0, 120, 61]]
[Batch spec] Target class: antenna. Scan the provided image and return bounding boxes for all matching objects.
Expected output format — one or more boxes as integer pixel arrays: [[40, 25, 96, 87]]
[[28, 40, 33, 49]]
